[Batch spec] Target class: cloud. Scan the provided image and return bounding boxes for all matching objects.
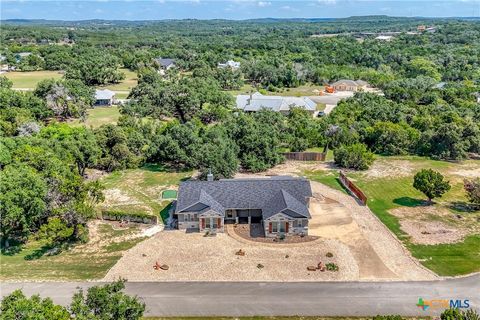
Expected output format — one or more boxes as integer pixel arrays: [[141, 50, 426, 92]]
[[257, 1, 271, 7]]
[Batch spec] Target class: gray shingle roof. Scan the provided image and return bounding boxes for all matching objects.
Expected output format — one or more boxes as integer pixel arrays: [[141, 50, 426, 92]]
[[176, 176, 312, 220], [155, 58, 175, 68]]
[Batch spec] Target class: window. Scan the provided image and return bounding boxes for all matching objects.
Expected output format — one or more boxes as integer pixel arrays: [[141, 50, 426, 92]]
[[296, 219, 304, 228], [271, 222, 278, 233], [205, 218, 211, 228], [279, 221, 286, 233], [212, 218, 217, 228]]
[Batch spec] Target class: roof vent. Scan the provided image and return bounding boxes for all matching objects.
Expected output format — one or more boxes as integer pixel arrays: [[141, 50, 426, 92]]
[[207, 168, 214, 181]]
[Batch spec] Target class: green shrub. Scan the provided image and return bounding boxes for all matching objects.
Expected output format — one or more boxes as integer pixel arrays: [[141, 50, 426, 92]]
[[325, 262, 339, 271], [334, 143, 374, 170], [373, 315, 404, 320]]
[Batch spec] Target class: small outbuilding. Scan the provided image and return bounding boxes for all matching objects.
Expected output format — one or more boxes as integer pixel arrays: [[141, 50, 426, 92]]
[[95, 89, 116, 106]]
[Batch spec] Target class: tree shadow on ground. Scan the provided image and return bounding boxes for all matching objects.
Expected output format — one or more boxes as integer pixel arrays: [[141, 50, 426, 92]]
[[448, 201, 480, 213], [1, 239, 24, 256], [393, 196, 428, 207], [141, 163, 191, 174], [24, 244, 54, 261]]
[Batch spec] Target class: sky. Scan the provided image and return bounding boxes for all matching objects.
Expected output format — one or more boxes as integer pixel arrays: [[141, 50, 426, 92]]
[[1, 0, 480, 21]]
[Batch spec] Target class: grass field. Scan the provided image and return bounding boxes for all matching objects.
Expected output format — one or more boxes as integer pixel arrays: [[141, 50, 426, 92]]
[[0, 224, 144, 281], [70, 106, 121, 128], [4, 70, 63, 89], [0, 165, 194, 281], [305, 156, 480, 276], [99, 164, 193, 219], [98, 68, 138, 92]]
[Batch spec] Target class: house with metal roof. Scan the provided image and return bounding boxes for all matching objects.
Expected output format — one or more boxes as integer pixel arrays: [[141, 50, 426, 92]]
[[331, 79, 369, 92], [95, 89, 116, 106], [218, 60, 241, 70], [175, 175, 312, 237], [236, 92, 317, 115]]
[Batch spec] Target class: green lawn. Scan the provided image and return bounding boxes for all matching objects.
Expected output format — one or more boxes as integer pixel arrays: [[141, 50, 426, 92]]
[[0, 224, 144, 281], [99, 164, 193, 218], [305, 156, 480, 276], [4, 70, 63, 89], [70, 106, 121, 128], [97, 68, 138, 92]]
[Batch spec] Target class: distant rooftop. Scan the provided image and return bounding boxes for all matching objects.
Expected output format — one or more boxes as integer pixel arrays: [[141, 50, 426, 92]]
[[236, 92, 317, 113], [95, 89, 115, 100], [154, 57, 176, 68]]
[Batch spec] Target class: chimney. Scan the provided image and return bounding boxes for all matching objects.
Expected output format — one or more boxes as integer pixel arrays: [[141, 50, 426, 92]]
[[207, 168, 214, 181]]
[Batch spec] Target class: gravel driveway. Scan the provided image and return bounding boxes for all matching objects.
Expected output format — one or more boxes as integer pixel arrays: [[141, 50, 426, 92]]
[[310, 181, 437, 280]]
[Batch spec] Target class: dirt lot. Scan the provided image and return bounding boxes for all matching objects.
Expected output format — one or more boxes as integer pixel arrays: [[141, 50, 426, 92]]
[[104, 230, 357, 281]]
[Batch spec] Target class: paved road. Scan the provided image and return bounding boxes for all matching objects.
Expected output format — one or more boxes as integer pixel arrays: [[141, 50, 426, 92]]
[[2, 275, 479, 317]]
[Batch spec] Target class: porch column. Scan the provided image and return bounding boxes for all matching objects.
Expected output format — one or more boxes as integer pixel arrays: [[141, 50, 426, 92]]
[[248, 216, 251, 225]]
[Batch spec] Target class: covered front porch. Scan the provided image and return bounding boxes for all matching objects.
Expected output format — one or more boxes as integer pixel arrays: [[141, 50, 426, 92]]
[[224, 209, 263, 224]]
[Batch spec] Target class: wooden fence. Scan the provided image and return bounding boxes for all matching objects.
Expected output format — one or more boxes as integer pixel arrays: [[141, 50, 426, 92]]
[[339, 171, 368, 205], [101, 210, 158, 224], [283, 152, 326, 161]]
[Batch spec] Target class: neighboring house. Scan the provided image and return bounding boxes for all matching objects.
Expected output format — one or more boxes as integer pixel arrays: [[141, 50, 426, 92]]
[[331, 79, 369, 92], [154, 58, 176, 74], [218, 60, 241, 70], [236, 92, 317, 115], [434, 82, 447, 89], [175, 176, 312, 237], [95, 89, 116, 106], [15, 52, 32, 62], [474, 93, 480, 103]]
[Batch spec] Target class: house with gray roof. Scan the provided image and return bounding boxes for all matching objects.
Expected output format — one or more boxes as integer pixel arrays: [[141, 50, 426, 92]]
[[331, 79, 369, 92], [175, 176, 312, 237], [236, 92, 317, 115], [154, 57, 176, 72]]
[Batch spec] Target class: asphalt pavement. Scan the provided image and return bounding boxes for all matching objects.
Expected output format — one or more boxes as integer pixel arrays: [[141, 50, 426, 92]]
[[2, 274, 479, 317]]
